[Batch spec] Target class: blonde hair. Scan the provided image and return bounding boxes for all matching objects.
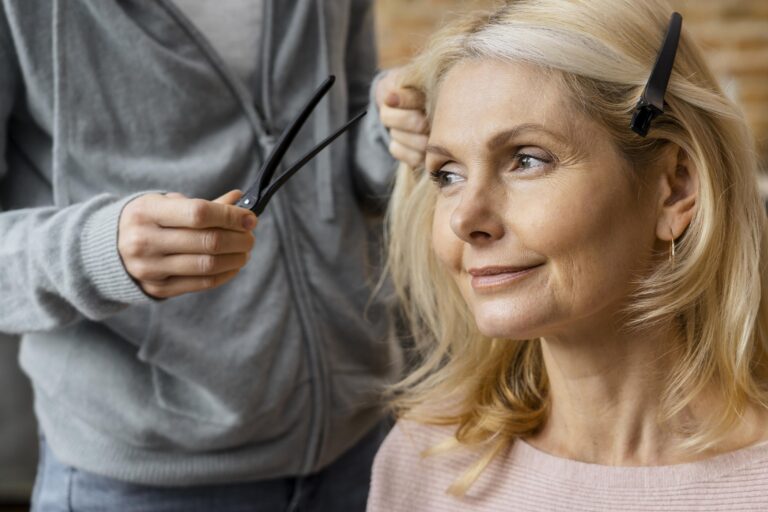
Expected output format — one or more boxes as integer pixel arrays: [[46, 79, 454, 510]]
[[386, 0, 768, 495]]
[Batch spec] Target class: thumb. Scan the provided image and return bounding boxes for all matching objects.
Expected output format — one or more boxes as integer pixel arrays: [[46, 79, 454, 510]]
[[214, 189, 245, 205], [215, 190, 258, 229]]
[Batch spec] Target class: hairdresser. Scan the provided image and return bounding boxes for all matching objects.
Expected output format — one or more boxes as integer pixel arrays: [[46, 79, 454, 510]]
[[0, 1, 427, 510]]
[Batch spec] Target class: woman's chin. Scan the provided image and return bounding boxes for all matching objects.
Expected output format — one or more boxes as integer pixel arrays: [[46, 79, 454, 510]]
[[475, 313, 543, 340], [465, 291, 555, 339]]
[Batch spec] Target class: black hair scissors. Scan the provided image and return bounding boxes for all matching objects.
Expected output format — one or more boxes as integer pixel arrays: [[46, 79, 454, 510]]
[[236, 75, 366, 215]]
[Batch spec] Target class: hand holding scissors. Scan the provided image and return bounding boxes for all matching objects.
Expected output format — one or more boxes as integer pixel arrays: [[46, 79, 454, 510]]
[[118, 76, 363, 298]]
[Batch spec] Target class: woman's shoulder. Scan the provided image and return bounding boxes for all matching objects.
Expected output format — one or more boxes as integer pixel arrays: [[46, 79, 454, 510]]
[[368, 419, 473, 512], [385, 418, 456, 447], [371, 419, 457, 478]]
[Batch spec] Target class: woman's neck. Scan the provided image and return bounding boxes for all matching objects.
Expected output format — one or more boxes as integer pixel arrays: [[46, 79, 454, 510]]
[[526, 320, 766, 466]]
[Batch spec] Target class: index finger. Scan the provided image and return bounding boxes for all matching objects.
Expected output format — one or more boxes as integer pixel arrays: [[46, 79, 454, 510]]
[[153, 197, 256, 231], [380, 105, 429, 135]]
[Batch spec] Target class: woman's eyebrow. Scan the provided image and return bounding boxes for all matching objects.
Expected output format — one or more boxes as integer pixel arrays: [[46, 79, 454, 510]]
[[425, 144, 455, 158], [425, 123, 576, 159], [487, 123, 571, 151]]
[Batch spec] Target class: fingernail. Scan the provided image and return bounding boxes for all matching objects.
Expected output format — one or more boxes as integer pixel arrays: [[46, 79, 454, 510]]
[[242, 215, 256, 230], [386, 92, 400, 108]]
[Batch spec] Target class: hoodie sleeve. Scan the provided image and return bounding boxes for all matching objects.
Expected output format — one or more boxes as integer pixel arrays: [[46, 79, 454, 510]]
[[0, 7, 151, 335], [345, 0, 397, 210]]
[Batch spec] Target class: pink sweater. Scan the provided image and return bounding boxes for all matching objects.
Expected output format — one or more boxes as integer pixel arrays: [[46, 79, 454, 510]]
[[368, 420, 768, 511]]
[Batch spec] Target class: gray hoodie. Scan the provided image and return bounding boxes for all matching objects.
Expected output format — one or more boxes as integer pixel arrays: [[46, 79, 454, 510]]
[[0, 0, 401, 485]]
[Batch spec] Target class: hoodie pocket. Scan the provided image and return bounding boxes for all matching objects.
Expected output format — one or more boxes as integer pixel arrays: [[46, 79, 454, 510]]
[[135, 251, 310, 437]]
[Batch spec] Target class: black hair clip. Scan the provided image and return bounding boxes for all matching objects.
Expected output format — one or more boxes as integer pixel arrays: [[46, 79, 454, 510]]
[[630, 12, 683, 137]]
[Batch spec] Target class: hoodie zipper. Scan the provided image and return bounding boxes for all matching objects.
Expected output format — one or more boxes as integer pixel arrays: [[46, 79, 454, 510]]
[[256, 0, 329, 475], [159, 0, 329, 475]]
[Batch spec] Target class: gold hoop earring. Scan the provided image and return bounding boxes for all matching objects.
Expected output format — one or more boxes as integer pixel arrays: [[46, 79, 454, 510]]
[[669, 227, 676, 265]]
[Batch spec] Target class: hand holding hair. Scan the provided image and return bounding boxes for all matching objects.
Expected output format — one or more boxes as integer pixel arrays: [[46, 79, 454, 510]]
[[376, 67, 429, 169]]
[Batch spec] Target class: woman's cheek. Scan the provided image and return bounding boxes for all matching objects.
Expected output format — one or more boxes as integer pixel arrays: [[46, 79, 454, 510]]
[[432, 201, 464, 272], [509, 184, 608, 256]]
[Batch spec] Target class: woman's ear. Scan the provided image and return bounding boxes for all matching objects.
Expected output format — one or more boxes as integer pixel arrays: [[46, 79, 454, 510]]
[[656, 146, 699, 242]]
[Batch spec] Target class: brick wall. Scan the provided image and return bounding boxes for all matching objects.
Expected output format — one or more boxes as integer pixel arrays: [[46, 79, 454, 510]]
[[375, 0, 768, 173]]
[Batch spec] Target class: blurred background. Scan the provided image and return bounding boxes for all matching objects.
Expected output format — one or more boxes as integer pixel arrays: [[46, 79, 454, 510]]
[[1, 0, 766, 509]]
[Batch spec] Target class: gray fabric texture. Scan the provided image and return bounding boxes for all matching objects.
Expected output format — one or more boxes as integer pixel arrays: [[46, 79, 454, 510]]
[[172, 0, 263, 85], [0, 0, 400, 486]]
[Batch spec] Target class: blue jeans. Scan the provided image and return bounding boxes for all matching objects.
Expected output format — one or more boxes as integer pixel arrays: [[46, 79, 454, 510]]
[[31, 421, 389, 512]]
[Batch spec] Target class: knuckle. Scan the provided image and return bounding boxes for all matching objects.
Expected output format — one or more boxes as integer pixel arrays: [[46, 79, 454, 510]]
[[198, 254, 216, 274], [188, 200, 209, 227], [201, 276, 217, 290], [121, 204, 145, 227], [202, 230, 222, 253], [120, 231, 150, 258], [129, 261, 154, 281]]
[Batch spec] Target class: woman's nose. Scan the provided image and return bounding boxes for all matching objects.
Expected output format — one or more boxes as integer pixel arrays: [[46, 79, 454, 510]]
[[449, 180, 505, 245]]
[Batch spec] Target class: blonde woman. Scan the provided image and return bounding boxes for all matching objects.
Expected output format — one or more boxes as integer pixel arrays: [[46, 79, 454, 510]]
[[368, 0, 768, 510]]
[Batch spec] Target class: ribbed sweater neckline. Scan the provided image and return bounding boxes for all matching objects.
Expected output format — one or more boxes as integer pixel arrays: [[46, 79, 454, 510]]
[[509, 437, 768, 489]]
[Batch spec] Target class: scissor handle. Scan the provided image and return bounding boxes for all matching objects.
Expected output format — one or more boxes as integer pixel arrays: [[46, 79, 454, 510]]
[[251, 110, 367, 215], [236, 76, 337, 211]]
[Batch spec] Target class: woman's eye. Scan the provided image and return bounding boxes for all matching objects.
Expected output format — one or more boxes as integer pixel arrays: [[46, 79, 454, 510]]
[[515, 152, 553, 172], [430, 169, 464, 188]]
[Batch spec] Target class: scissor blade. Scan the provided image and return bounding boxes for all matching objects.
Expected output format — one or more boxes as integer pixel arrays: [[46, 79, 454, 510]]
[[252, 110, 367, 215], [236, 76, 336, 211]]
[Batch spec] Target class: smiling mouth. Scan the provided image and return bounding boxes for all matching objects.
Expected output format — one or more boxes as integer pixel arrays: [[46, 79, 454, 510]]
[[467, 264, 543, 291]]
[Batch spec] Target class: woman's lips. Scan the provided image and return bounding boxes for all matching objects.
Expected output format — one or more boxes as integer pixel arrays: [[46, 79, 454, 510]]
[[467, 264, 543, 291]]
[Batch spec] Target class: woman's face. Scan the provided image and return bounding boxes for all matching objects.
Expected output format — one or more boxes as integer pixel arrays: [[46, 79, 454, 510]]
[[428, 59, 661, 340]]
